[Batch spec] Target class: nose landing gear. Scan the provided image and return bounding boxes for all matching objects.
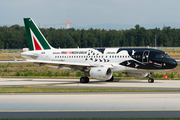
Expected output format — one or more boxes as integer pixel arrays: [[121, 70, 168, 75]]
[[148, 72, 154, 83], [148, 78, 154, 83]]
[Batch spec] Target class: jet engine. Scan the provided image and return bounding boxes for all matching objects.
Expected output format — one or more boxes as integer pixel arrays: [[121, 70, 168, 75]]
[[127, 72, 148, 78], [89, 67, 113, 80]]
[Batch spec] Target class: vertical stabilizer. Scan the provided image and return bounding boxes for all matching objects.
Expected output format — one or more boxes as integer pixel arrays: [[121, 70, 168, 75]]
[[24, 18, 53, 51]]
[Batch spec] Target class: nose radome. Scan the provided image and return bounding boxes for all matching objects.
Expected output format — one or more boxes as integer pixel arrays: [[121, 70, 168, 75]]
[[171, 59, 178, 68]]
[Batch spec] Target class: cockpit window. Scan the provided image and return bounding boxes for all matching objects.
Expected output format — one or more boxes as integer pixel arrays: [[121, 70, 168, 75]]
[[164, 54, 170, 58], [156, 54, 170, 58]]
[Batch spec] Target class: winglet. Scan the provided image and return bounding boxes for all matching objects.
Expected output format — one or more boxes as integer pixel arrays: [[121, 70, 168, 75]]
[[13, 56, 17, 62]]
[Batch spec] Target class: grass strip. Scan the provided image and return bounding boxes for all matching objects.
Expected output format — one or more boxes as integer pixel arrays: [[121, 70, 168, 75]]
[[0, 87, 180, 93]]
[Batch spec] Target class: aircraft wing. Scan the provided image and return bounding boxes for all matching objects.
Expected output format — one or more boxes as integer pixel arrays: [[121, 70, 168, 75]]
[[33, 60, 115, 71], [27, 60, 99, 71], [0, 60, 33, 63], [29, 60, 96, 66], [0, 59, 99, 71]]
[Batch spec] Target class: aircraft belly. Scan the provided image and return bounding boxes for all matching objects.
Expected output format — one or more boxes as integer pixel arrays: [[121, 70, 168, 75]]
[[113, 65, 126, 73]]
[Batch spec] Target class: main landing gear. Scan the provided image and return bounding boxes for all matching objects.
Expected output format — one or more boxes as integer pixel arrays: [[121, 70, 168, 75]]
[[148, 72, 154, 83], [80, 77, 89, 83], [80, 76, 114, 83]]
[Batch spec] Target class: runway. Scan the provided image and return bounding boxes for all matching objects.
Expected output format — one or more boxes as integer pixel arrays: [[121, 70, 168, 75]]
[[0, 92, 180, 118], [1, 78, 180, 118], [1, 78, 180, 89]]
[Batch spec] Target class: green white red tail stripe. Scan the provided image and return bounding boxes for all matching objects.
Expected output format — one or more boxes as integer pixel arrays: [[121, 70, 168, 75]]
[[24, 18, 52, 51], [30, 28, 43, 50]]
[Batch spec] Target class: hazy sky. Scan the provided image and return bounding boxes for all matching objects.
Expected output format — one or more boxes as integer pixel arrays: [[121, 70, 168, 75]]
[[1, 0, 180, 28]]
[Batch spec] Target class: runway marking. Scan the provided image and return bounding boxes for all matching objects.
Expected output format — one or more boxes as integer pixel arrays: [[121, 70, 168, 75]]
[[0, 109, 180, 112], [1, 98, 180, 102], [31, 82, 78, 87]]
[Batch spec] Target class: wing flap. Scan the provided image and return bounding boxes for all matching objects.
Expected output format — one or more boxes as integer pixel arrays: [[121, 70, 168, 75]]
[[27, 60, 97, 67]]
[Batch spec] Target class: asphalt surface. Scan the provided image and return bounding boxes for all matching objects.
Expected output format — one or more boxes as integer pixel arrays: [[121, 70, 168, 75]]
[[1, 78, 180, 118], [1, 78, 180, 90], [0, 92, 180, 118], [1, 111, 180, 119]]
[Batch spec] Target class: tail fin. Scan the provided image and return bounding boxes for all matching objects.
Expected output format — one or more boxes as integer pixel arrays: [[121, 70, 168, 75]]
[[24, 18, 53, 51]]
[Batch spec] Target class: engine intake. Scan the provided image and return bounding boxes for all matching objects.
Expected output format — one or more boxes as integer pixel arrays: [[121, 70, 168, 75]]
[[89, 67, 112, 80]]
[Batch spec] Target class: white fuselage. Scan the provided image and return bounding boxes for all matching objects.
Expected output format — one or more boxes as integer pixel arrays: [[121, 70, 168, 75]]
[[21, 48, 169, 73]]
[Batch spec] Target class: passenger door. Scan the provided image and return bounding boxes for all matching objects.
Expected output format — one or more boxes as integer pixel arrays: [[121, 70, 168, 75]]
[[142, 50, 150, 63]]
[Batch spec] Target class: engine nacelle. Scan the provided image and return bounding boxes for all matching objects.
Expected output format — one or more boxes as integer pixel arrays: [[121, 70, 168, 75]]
[[127, 72, 148, 78], [89, 67, 113, 80]]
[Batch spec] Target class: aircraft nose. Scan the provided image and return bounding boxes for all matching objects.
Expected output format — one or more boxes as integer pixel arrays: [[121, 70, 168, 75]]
[[169, 59, 178, 68]]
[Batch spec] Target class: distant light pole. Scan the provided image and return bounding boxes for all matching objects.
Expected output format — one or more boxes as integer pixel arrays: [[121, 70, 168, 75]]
[[100, 36, 102, 48], [155, 35, 157, 49]]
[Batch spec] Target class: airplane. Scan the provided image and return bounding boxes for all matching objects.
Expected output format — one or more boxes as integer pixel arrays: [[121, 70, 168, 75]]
[[16, 18, 178, 83]]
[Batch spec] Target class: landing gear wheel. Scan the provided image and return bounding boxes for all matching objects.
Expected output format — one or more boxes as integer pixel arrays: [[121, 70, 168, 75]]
[[80, 77, 89, 83], [106, 76, 114, 82], [148, 72, 154, 83], [85, 77, 89, 83], [148, 78, 154, 83]]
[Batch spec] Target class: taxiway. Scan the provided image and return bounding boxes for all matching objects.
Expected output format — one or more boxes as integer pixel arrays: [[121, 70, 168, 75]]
[[0, 78, 180, 89], [1, 78, 180, 118]]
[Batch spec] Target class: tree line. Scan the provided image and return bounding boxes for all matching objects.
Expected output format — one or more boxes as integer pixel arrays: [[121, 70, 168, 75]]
[[0, 24, 180, 49]]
